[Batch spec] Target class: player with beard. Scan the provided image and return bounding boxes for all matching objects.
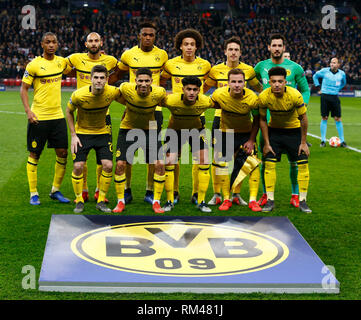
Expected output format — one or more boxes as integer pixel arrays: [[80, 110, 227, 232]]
[[254, 34, 310, 209], [65, 32, 122, 204]]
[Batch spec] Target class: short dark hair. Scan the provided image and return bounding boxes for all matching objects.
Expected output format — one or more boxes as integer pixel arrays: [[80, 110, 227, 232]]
[[268, 66, 287, 78], [228, 68, 245, 80], [41, 32, 57, 42], [136, 67, 153, 78], [269, 33, 286, 46], [139, 22, 157, 32], [224, 36, 241, 50], [91, 64, 108, 77], [182, 76, 202, 88], [174, 29, 203, 53]]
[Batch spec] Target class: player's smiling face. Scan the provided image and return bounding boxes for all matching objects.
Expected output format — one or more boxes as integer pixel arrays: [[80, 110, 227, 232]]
[[225, 43, 241, 63], [136, 74, 153, 96], [228, 74, 245, 95], [180, 37, 197, 59], [269, 75, 286, 95], [86, 33, 102, 55], [41, 35, 58, 56], [183, 84, 200, 103], [269, 39, 285, 59], [139, 28, 156, 50]]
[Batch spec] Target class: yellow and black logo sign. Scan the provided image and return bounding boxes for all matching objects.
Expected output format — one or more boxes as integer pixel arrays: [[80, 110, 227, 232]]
[[71, 221, 289, 276]]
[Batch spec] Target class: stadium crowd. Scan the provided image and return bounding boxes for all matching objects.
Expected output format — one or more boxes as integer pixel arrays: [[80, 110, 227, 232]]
[[0, 0, 360, 84]]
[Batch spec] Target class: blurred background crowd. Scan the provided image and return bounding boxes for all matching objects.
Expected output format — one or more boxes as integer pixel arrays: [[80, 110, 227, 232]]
[[0, 0, 360, 86]]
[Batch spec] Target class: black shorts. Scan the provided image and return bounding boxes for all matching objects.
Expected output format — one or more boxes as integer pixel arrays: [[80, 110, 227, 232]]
[[211, 115, 221, 147], [321, 94, 341, 118], [154, 110, 163, 134], [214, 131, 254, 162], [95, 114, 112, 165], [265, 127, 308, 162], [27, 118, 68, 155], [73, 134, 113, 163], [164, 128, 208, 155], [116, 128, 163, 164]]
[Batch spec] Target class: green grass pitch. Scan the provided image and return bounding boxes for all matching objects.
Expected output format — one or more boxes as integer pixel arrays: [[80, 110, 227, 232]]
[[0, 90, 360, 300]]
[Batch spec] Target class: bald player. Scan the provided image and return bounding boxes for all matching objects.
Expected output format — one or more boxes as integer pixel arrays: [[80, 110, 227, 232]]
[[66, 32, 122, 203]]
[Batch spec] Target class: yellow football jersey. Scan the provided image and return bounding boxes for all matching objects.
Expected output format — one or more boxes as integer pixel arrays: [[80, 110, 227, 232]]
[[162, 93, 214, 130], [66, 53, 119, 89], [118, 45, 168, 86], [22, 55, 71, 121], [206, 62, 259, 118], [119, 82, 167, 130], [211, 87, 260, 133], [67, 84, 120, 134], [259, 86, 306, 129], [161, 56, 211, 93]]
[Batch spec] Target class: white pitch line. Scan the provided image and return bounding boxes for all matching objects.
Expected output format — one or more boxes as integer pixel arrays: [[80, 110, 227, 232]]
[[307, 133, 361, 153]]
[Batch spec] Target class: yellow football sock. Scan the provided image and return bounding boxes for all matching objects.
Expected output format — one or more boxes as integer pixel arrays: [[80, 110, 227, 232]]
[[192, 163, 199, 195], [95, 164, 102, 191], [97, 170, 112, 203], [114, 173, 126, 202], [297, 161, 310, 201], [72, 172, 84, 203], [265, 160, 277, 200], [147, 164, 155, 191], [165, 165, 175, 202], [125, 163, 132, 189], [153, 173, 165, 202], [27, 156, 38, 194], [249, 167, 260, 202], [211, 163, 221, 194], [197, 164, 210, 204], [213, 161, 230, 200], [82, 162, 88, 191], [174, 162, 180, 193], [52, 156, 67, 193]]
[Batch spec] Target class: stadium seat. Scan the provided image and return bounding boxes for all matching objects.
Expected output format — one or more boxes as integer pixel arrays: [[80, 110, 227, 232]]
[[8, 79, 15, 86], [15, 79, 22, 86], [71, 77, 77, 87], [3, 79, 9, 86], [65, 78, 71, 87]]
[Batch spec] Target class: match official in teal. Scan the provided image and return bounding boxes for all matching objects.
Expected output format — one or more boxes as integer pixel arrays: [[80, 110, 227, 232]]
[[313, 57, 347, 147]]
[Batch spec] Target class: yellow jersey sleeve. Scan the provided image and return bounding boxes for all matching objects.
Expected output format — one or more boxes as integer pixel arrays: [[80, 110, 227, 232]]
[[22, 56, 66, 120]]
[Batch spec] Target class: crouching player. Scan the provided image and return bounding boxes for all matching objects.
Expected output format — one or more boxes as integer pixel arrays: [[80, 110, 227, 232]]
[[66, 65, 121, 213], [112, 68, 167, 214], [211, 68, 262, 212], [161, 76, 214, 213], [259, 67, 311, 213]]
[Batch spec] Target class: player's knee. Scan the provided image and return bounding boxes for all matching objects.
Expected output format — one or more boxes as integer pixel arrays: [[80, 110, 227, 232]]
[[29, 152, 41, 160], [154, 161, 165, 175], [115, 160, 126, 175], [334, 117, 341, 122], [73, 161, 84, 175], [101, 160, 113, 173], [56, 148, 68, 158], [322, 116, 328, 121]]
